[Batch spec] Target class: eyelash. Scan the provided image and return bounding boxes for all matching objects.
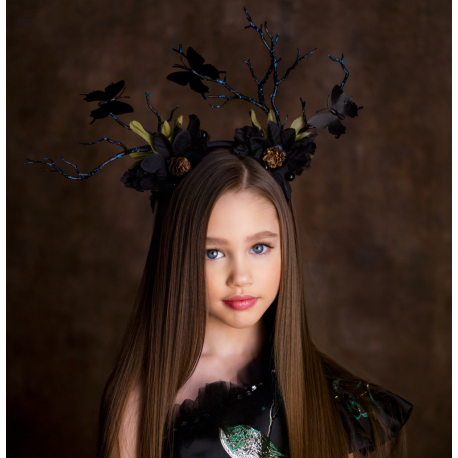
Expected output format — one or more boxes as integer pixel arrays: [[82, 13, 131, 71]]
[[206, 243, 274, 260]]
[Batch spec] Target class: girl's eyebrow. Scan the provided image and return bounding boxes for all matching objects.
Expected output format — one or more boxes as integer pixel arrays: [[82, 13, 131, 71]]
[[206, 231, 279, 246]]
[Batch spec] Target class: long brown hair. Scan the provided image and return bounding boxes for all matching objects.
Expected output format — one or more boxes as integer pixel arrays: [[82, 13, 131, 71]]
[[96, 150, 407, 458]]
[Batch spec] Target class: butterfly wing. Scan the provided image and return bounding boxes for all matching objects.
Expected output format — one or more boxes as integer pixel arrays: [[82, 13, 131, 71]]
[[167, 71, 191, 86], [189, 74, 210, 95], [327, 119, 346, 138], [200, 63, 221, 79], [307, 112, 338, 130], [345, 100, 363, 118], [187, 46, 205, 70], [89, 105, 112, 124], [104, 80, 125, 99], [106, 100, 134, 116], [81, 90, 108, 102], [330, 85, 347, 117]]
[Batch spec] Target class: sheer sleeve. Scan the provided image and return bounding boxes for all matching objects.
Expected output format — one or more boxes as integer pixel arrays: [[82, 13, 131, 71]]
[[331, 378, 413, 456]]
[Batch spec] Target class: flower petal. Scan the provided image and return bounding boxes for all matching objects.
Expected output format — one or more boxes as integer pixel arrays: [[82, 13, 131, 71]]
[[129, 120, 154, 150], [267, 109, 276, 124], [295, 131, 313, 141], [267, 121, 282, 146], [250, 109, 268, 138], [186, 114, 201, 140], [250, 109, 263, 130], [152, 132, 174, 159], [128, 150, 152, 161], [175, 115, 184, 130], [281, 128, 296, 151], [140, 152, 167, 181], [172, 130, 192, 156], [290, 116, 305, 134], [249, 137, 270, 160], [161, 120, 173, 143]]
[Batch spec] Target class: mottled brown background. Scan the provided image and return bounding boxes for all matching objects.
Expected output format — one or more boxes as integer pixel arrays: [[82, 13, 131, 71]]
[[7, 0, 450, 456]]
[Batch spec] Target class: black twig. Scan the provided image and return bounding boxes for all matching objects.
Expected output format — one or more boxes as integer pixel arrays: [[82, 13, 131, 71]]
[[206, 94, 238, 109], [282, 115, 288, 128], [110, 113, 131, 130], [279, 47, 317, 84], [172, 53, 268, 113], [145, 91, 162, 131], [300, 97, 307, 126], [25, 141, 152, 180], [166, 105, 180, 123], [243, 58, 260, 84], [145, 92, 180, 131], [328, 53, 349, 88], [243, 8, 316, 125]]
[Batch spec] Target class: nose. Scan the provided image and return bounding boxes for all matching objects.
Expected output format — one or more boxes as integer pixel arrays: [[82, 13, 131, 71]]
[[226, 253, 253, 288]]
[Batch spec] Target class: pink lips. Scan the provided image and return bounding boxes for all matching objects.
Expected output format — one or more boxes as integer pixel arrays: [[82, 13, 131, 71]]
[[222, 295, 258, 310]]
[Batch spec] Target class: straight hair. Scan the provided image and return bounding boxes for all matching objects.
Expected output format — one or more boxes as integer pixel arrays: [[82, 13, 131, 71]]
[[96, 150, 407, 458]]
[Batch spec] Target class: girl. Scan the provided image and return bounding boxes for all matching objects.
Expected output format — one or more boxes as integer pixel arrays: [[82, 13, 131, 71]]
[[26, 10, 413, 458], [96, 151, 412, 458]]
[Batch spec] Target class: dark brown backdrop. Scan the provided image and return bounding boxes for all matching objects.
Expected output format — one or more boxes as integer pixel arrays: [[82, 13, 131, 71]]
[[7, 0, 451, 457]]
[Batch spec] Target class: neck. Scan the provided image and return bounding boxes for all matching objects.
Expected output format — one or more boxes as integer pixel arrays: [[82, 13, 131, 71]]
[[201, 314, 268, 360]]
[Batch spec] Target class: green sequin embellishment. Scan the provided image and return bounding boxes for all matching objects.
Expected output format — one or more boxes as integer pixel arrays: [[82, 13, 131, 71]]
[[219, 370, 284, 457], [219, 425, 284, 458], [333, 379, 374, 420]]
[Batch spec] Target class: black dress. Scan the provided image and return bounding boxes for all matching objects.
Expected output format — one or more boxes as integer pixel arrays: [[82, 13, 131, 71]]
[[166, 342, 413, 458]]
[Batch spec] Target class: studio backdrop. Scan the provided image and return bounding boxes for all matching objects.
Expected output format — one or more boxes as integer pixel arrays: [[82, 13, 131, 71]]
[[7, 0, 451, 457]]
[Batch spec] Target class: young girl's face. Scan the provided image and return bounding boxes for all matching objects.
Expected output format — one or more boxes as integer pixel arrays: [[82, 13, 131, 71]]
[[205, 189, 282, 329]]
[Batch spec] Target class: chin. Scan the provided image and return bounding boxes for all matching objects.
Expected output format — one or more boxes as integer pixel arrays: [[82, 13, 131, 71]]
[[210, 309, 264, 329]]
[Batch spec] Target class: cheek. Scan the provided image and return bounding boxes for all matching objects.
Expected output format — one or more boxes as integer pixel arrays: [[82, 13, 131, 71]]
[[253, 250, 282, 302], [205, 266, 220, 302], [262, 252, 282, 295]]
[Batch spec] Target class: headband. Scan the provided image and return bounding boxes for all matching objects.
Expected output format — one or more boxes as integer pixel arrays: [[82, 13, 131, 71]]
[[26, 8, 363, 211]]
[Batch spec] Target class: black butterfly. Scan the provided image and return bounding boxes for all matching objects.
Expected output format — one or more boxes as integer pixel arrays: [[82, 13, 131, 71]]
[[80, 80, 134, 124], [167, 47, 225, 98], [307, 85, 363, 139]]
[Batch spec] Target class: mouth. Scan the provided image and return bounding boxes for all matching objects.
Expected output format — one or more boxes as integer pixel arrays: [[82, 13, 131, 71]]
[[222, 295, 258, 310]]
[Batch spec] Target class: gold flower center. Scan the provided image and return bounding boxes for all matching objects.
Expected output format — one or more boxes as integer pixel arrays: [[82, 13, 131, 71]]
[[262, 146, 285, 168]]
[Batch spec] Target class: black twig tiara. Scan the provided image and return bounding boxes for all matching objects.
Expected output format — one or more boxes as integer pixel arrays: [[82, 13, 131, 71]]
[[25, 8, 363, 210]]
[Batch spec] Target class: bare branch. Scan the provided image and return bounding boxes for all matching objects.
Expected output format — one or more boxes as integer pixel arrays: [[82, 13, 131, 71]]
[[206, 94, 238, 109], [25, 141, 151, 180], [278, 47, 317, 84], [172, 58, 269, 113], [243, 58, 260, 84], [166, 105, 180, 123], [145, 91, 162, 131], [110, 113, 131, 130], [328, 53, 349, 88], [243, 9, 318, 126], [282, 115, 288, 128]]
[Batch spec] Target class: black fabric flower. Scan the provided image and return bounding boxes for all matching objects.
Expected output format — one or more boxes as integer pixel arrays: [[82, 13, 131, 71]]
[[233, 120, 316, 203], [140, 114, 208, 176], [120, 163, 157, 192], [233, 125, 265, 156], [120, 114, 210, 211]]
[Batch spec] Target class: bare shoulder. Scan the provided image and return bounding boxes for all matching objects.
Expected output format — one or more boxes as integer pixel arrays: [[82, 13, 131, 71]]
[[109, 382, 143, 458], [348, 454, 354, 457]]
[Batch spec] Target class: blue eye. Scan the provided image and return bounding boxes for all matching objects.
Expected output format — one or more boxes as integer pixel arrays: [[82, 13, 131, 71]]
[[205, 244, 273, 260], [206, 249, 223, 260], [251, 244, 269, 255]]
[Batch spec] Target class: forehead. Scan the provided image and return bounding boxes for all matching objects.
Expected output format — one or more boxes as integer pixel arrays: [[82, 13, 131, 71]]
[[206, 190, 279, 240]]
